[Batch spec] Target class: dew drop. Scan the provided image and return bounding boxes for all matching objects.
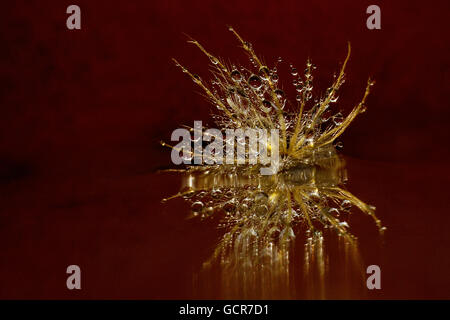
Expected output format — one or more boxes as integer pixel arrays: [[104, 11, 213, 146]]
[[242, 197, 254, 208], [291, 67, 298, 76], [211, 189, 222, 198], [255, 204, 269, 216], [275, 89, 285, 99], [328, 207, 340, 216], [321, 109, 332, 123], [305, 92, 312, 100], [231, 70, 242, 81], [341, 199, 352, 210], [271, 73, 279, 83], [332, 113, 344, 126], [339, 221, 349, 228], [330, 96, 339, 103], [305, 137, 315, 147], [223, 202, 236, 213], [210, 56, 219, 65], [308, 188, 320, 200], [205, 206, 214, 215], [248, 74, 262, 89], [258, 66, 270, 80], [261, 100, 273, 112], [191, 201, 204, 213]]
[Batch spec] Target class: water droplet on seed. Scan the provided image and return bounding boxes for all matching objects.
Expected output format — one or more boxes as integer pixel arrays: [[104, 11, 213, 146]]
[[231, 70, 242, 81], [261, 100, 273, 112], [275, 89, 285, 99], [258, 66, 270, 80], [271, 74, 279, 82], [248, 74, 262, 89], [341, 199, 352, 210]]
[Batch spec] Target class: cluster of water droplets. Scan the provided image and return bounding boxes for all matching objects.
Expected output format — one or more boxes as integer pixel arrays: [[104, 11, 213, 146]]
[[290, 60, 315, 103], [204, 49, 293, 131]]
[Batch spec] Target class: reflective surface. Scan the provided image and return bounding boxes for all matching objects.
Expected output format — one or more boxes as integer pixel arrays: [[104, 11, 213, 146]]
[[1, 154, 450, 299], [162, 148, 382, 299]]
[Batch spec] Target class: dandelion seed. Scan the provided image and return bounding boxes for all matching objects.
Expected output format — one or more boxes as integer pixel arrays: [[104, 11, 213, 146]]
[[161, 27, 384, 298]]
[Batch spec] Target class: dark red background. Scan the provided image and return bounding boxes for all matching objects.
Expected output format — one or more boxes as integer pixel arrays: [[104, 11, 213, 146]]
[[0, 0, 449, 299]]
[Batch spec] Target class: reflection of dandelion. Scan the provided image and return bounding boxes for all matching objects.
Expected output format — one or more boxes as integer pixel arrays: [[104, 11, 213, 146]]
[[161, 28, 384, 298]]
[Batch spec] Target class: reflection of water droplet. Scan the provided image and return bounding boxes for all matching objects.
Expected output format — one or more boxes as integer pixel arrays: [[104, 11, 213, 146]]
[[255, 191, 268, 202], [191, 201, 204, 213], [248, 74, 262, 89], [197, 191, 206, 198], [242, 198, 254, 211], [280, 227, 295, 240], [308, 188, 320, 200], [211, 189, 222, 198], [255, 204, 269, 216], [248, 227, 257, 237], [330, 96, 338, 103], [339, 221, 349, 228], [225, 189, 234, 198], [223, 202, 236, 213]]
